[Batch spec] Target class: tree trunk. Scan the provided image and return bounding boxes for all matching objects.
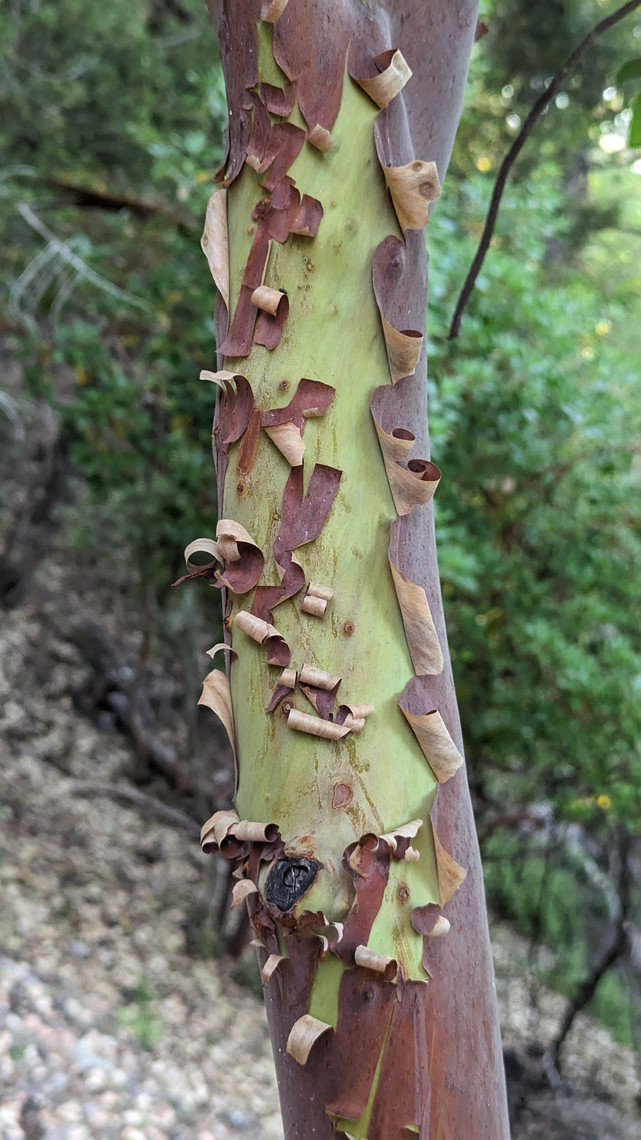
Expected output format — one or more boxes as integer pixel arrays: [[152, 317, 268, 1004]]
[[193, 1, 510, 1135]]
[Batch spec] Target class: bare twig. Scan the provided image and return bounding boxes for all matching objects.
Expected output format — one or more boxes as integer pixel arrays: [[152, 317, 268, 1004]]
[[15, 203, 150, 313], [48, 177, 193, 233], [0, 392, 25, 444], [448, 0, 641, 340], [547, 826, 631, 1070], [67, 780, 201, 837]]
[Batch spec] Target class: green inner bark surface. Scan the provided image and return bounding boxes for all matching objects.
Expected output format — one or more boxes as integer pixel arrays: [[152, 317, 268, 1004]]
[[220, 32, 440, 1133]]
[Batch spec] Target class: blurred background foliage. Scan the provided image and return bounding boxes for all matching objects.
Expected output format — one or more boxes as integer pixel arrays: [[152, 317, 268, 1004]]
[[1, 0, 641, 1057]]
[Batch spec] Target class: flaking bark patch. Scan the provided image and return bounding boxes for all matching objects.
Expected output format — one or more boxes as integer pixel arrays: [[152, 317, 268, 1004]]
[[389, 557, 444, 676], [263, 421, 305, 465], [371, 404, 441, 515], [287, 708, 350, 740], [351, 49, 412, 110], [399, 704, 464, 784], [323, 970, 396, 1120], [300, 581, 333, 616], [201, 189, 229, 311], [382, 160, 441, 234], [286, 1013, 333, 1065], [197, 671, 236, 766], [200, 1, 509, 1133]]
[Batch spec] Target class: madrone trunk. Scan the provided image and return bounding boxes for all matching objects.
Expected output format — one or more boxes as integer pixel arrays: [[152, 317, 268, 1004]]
[[188, 2, 510, 1135]]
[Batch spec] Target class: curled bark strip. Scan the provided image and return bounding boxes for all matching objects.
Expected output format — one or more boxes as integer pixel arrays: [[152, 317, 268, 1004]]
[[354, 945, 398, 980], [200, 807, 239, 854], [429, 915, 451, 937], [338, 714, 365, 732], [200, 190, 229, 311], [213, 5, 257, 187], [233, 609, 291, 667], [372, 240, 423, 382], [218, 226, 270, 358], [197, 671, 236, 767], [206, 641, 238, 663], [389, 556, 443, 676], [394, 458, 442, 515], [299, 594, 325, 617], [278, 463, 342, 552], [306, 124, 334, 152], [173, 536, 219, 587], [279, 667, 297, 688], [300, 581, 333, 619], [299, 664, 341, 691], [261, 179, 324, 242], [339, 837, 390, 961], [200, 368, 236, 389], [200, 808, 279, 856], [251, 284, 287, 316], [260, 80, 296, 117], [432, 817, 467, 905], [202, 371, 255, 451], [231, 879, 259, 907], [261, 953, 286, 984], [411, 902, 449, 937], [250, 554, 305, 628], [378, 818, 422, 862], [371, 418, 415, 465], [215, 519, 265, 593], [289, 194, 324, 237], [336, 702, 375, 721], [253, 461, 341, 624], [287, 708, 349, 740], [299, 679, 341, 720], [380, 314, 423, 383], [399, 702, 464, 784], [261, 0, 288, 22], [265, 683, 292, 712], [237, 406, 262, 475], [271, 1, 359, 133], [286, 1014, 333, 1065], [351, 48, 412, 109], [368, 982, 429, 1139], [382, 160, 441, 233], [234, 610, 281, 642], [264, 422, 305, 466], [245, 91, 271, 171], [254, 293, 290, 349], [261, 377, 335, 434], [371, 409, 440, 516], [323, 970, 396, 1120], [234, 819, 280, 843], [259, 123, 306, 192]]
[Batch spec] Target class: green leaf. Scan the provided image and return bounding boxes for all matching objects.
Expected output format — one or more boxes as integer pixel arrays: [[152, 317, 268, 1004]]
[[616, 57, 641, 85], [630, 92, 641, 148]]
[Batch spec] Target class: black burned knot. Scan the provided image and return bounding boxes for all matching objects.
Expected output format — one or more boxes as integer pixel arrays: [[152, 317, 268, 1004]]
[[265, 857, 319, 913]]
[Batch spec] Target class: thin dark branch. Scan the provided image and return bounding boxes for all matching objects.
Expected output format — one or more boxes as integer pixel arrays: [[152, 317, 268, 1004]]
[[547, 827, 631, 1070], [68, 779, 201, 837], [47, 177, 195, 233], [448, 0, 641, 340]]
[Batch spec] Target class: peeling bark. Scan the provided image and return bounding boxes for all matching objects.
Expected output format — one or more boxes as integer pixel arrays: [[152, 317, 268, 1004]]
[[191, 1, 510, 1135]]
